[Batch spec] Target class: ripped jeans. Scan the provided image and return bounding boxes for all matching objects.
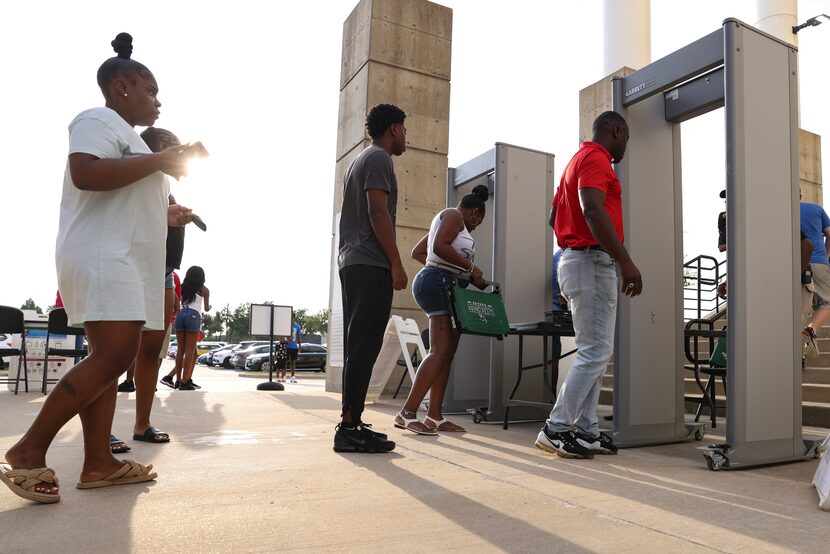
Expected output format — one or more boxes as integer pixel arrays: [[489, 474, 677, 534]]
[[546, 247, 618, 437]]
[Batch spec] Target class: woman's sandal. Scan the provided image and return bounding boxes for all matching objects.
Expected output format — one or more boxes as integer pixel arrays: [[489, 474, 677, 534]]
[[110, 435, 131, 454], [394, 411, 438, 436], [424, 416, 466, 433], [0, 463, 60, 504], [76, 459, 157, 489]]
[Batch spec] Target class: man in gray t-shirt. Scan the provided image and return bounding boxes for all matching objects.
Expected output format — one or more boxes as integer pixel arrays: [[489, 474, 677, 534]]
[[334, 103, 408, 455], [338, 145, 398, 269]]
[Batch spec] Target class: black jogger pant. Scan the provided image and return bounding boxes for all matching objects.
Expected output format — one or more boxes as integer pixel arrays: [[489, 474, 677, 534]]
[[339, 264, 393, 423]]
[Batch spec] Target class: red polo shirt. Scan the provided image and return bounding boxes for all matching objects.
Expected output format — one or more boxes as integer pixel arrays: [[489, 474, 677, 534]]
[[552, 142, 624, 249]]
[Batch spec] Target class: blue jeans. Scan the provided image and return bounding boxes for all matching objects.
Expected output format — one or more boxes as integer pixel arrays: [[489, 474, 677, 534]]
[[546, 248, 618, 437]]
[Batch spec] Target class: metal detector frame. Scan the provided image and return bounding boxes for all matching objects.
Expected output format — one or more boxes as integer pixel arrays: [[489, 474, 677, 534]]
[[610, 18, 817, 468]]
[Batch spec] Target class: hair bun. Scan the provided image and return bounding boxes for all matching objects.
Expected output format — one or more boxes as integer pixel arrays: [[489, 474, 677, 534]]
[[471, 184, 490, 202], [111, 33, 133, 59]]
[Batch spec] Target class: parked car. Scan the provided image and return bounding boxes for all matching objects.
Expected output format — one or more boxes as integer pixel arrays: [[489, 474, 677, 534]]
[[169, 340, 226, 359], [208, 341, 268, 369], [245, 343, 327, 372], [197, 352, 211, 365], [206, 344, 237, 367], [196, 341, 227, 356], [232, 344, 274, 369], [296, 343, 327, 371]]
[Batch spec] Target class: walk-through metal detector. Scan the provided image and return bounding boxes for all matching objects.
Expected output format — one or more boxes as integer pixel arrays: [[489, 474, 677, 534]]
[[611, 19, 818, 469]]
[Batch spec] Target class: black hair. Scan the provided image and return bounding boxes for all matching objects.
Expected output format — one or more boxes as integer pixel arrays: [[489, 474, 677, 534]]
[[96, 33, 153, 95], [140, 127, 175, 153], [459, 184, 489, 215], [181, 266, 206, 306], [366, 104, 406, 139], [592, 111, 628, 135]]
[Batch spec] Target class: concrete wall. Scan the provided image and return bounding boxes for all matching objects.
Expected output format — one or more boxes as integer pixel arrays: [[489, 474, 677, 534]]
[[578, 68, 637, 143], [799, 129, 822, 205], [326, 0, 452, 393]]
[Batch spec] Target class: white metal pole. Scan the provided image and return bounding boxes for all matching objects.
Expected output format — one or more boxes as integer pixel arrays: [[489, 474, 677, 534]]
[[603, 0, 651, 74], [754, 0, 798, 46]]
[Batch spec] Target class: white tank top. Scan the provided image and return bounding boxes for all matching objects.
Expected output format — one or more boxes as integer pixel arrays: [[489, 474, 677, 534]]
[[184, 293, 204, 315], [426, 209, 475, 274]]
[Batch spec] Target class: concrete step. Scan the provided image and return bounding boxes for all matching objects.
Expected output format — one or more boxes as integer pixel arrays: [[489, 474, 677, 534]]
[[803, 401, 830, 427], [600, 381, 830, 403], [803, 367, 830, 384], [803, 384, 830, 403], [599, 388, 830, 427], [603, 370, 830, 395]]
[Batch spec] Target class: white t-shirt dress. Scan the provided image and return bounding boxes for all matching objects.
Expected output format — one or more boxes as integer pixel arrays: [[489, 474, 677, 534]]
[[55, 107, 169, 330]]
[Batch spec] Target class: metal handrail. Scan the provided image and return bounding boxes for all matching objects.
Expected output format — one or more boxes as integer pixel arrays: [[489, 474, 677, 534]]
[[683, 254, 727, 322]]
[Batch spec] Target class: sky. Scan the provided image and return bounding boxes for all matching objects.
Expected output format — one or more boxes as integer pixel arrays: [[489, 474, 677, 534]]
[[1, 0, 828, 315]]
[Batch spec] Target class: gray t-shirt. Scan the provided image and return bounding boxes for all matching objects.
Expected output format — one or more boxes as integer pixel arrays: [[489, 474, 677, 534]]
[[338, 145, 398, 270]]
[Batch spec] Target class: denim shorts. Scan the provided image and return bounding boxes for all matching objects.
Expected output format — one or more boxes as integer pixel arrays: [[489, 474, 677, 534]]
[[174, 307, 201, 332], [164, 270, 175, 289], [413, 267, 468, 317]]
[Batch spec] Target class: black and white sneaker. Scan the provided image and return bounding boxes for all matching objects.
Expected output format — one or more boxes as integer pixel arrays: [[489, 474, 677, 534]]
[[333, 423, 396, 453], [188, 379, 202, 390], [575, 431, 618, 455], [159, 375, 175, 389], [803, 327, 819, 358], [535, 427, 594, 459]]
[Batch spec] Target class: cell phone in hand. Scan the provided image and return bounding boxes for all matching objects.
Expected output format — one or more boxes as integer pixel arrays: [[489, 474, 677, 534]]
[[191, 214, 207, 231], [184, 141, 209, 159]]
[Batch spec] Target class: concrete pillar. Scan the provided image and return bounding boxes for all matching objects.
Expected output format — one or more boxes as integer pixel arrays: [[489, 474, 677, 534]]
[[579, 68, 637, 143], [800, 129, 823, 205], [603, 0, 650, 75], [326, 0, 452, 393]]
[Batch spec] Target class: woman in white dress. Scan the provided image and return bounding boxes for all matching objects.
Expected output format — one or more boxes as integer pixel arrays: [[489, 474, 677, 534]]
[[1, 33, 194, 504]]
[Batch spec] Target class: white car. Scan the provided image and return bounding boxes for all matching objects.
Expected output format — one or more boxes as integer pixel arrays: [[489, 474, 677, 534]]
[[211, 341, 269, 369], [0, 333, 14, 368]]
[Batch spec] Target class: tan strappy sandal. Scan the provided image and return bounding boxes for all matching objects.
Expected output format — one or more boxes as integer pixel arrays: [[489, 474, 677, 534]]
[[0, 463, 60, 504]]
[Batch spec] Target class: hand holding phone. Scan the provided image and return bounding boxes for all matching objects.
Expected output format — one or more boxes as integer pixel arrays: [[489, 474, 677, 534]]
[[183, 141, 209, 159], [191, 214, 207, 232]]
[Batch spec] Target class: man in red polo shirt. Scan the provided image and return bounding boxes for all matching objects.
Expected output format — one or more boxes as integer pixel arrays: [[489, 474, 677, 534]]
[[536, 111, 643, 459]]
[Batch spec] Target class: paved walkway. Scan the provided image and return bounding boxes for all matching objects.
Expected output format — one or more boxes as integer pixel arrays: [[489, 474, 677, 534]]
[[1, 361, 828, 553]]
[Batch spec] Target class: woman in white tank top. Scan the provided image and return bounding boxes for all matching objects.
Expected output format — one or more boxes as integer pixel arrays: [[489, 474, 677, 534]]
[[167, 266, 211, 390], [394, 185, 490, 435]]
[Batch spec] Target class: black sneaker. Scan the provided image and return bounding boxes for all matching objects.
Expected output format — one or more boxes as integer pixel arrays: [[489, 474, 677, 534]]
[[361, 422, 388, 440], [179, 381, 195, 390], [575, 431, 618, 455], [333, 424, 395, 453], [160, 375, 175, 389], [117, 380, 135, 392], [535, 427, 594, 459], [188, 379, 202, 390]]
